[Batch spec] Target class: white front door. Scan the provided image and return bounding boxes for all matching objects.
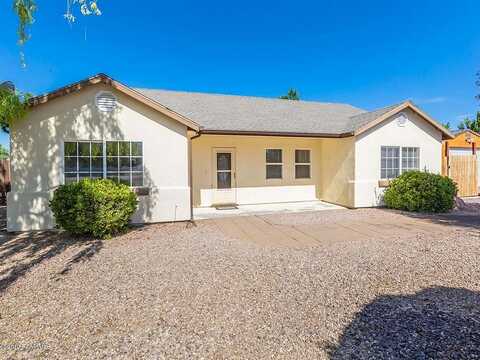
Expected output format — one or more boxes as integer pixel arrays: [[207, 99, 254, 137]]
[[212, 148, 236, 205]]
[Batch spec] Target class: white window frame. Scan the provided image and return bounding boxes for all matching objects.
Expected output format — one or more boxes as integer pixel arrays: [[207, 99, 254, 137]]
[[401, 147, 420, 173], [380, 146, 420, 180], [106, 141, 144, 187], [294, 149, 311, 179], [62, 140, 104, 184], [380, 146, 400, 180], [62, 140, 144, 188], [265, 148, 283, 180]]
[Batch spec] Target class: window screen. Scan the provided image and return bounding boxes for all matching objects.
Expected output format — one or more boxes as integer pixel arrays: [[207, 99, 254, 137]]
[[216, 152, 232, 189], [266, 149, 282, 179], [295, 149, 311, 179]]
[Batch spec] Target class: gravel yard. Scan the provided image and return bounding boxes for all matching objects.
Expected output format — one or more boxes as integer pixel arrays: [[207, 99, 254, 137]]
[[1, 208, 480, 359]]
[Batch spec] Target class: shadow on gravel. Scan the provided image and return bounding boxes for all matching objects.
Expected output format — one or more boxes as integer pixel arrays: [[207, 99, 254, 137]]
[[403, 212, 480, 231], [331, 287, 480, 359], [0, 231, 103, 294], [377, 207, 480, 232]]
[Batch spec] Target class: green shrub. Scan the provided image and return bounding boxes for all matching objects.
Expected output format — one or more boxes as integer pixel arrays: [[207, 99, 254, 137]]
[[383, 171, 457, 213], [50, 179, 138, 238]]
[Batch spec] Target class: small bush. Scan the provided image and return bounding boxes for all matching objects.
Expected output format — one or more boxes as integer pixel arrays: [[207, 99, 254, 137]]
[[50, 179, 138, 238], [383, 171, 457, 213]]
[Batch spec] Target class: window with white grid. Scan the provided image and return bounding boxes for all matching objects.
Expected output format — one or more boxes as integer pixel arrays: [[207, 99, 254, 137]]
[[401, 147, 420, 173], [64, 141, 104, 184], [63, 141, 143, 187], [106, 141, 143, 186], [380, 146, 400, 179]]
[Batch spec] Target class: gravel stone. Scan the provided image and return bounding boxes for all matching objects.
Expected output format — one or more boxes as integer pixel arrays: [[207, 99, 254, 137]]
[[0, 208, 479, 359]]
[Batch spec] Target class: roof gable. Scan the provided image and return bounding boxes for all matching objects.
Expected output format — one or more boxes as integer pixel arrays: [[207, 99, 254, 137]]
[[452, 129, 480, 138], [28, 74, 200, 131], [352, 101, 454, 139]]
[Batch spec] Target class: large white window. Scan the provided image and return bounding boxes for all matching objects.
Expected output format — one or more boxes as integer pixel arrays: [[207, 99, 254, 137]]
[[64, 141, 143, 186], [295, 149, 311, 179], [381, 146, 419, 179], [266, 149, 282, 179]]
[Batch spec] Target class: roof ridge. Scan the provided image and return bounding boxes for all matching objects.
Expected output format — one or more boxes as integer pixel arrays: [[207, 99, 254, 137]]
[[136, 87, 363, 110], [349, 102, 406, 119]]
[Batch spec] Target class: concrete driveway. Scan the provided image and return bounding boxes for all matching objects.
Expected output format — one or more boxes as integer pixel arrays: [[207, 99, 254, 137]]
[[205, 210, 452, 248]]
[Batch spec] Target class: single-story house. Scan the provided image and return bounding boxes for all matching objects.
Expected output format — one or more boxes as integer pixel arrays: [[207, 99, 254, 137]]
[[7, 74, 453, 231]]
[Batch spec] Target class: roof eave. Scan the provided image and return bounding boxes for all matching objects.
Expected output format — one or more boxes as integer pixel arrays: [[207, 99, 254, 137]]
[[28, 73, 201, 132], [353, 101, 454, 140], [199, 129, 354, 138], [452, 129, 480, 138]]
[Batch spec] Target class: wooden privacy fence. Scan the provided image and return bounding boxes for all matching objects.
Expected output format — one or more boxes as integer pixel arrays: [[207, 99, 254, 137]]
[[0, 159, 10, 205], [448, 155, 477, 197]]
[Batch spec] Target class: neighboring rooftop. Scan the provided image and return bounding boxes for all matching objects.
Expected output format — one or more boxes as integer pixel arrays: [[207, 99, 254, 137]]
[[452, 129, 480, 137]]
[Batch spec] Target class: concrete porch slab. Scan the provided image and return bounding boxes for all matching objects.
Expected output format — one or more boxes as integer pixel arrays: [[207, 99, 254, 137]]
[[193, 200, 344, 220]]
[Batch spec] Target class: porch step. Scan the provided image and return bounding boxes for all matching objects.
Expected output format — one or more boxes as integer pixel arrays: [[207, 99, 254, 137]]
[[214, 204, 239, 210]]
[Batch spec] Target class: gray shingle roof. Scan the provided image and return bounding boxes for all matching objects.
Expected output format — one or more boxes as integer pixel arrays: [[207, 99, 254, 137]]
[[136, 88, 404, 135], [346, 103, 404, 132]]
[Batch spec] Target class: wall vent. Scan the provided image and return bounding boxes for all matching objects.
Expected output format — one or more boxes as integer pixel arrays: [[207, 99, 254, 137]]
[[95, 91, 117, 112], [396, 113, 407, 127]]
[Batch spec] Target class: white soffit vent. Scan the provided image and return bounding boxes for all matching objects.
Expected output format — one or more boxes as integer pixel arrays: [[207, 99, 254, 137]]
[[95, 91, 117, 112], [396, 112, 407, 127]]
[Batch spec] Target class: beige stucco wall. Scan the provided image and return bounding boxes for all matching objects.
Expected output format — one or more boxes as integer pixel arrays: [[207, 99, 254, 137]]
[[191, 134, 356, 208], [8, 86, 445, 230], [354, 108, 443, 207], [191, 135, 324, 206], [8, 84, 191, 231], [191, 112, 441, 210], [320, 137, 356, 207]]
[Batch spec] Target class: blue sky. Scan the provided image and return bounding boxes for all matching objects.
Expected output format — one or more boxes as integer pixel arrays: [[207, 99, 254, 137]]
[[1, 1, 480, 149]]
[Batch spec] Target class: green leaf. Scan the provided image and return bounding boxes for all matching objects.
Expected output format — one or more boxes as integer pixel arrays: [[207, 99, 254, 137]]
[[384, 171, 457, 213], [0, 86, 30, 133], [13, 0, 36, 46], [50, 179, 138, 239]]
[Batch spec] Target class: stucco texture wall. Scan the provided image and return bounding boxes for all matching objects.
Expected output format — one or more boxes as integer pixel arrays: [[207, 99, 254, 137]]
[[191, 135, 324, 206], [191, 134, 356, 208], [320, 137, 356, 207], [8, 84, 190, 231], [354, 108, 443, 207]]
